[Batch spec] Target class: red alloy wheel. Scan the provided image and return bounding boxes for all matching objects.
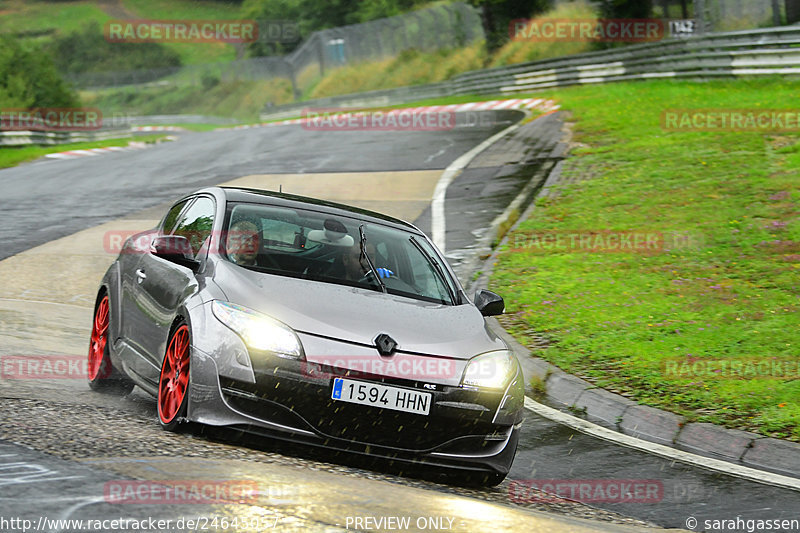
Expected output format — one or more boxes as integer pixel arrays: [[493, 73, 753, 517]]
[[88, 296, 109, 381], [158, 324, 190, 424]]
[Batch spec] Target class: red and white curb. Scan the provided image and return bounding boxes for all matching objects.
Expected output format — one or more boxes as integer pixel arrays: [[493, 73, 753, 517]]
[[132, 126, 188, 132], [227, 98, 560, 130], [44, 141, 151, 160], [41, 99, 558, 159]]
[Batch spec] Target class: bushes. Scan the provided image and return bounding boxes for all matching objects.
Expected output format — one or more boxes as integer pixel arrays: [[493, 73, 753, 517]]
[[0, 35, 77, 109], [201, 72, 222, 91], [84, 78, 294, 119], [46, 22, 181, 74], [489, 0, 601, 67]]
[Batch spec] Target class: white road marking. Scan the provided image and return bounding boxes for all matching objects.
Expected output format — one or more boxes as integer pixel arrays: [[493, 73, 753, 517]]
[[131, 126, 187, 132], [523, 397, 800, 492], [431, 117, 528, 252], [44, 144, 149, 160]]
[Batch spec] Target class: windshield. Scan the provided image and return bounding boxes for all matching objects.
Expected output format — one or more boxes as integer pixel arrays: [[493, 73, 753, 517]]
[[221, 202, 458, 305]]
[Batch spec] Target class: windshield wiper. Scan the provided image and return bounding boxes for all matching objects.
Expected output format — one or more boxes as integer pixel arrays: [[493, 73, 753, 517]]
[[359, 224, 386, 293], [409, 236, 456, 305]]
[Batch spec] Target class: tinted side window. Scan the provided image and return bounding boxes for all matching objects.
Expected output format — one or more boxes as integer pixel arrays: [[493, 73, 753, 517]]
[[162, 200, 189, 234], [173, 197, 215, 256]]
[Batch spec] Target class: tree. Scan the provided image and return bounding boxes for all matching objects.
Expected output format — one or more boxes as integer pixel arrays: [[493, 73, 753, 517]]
[[0, 35, 77, 110], [599, 0, 653, 18], [468, 0, 553, 51], [46, 22, 181, 74]]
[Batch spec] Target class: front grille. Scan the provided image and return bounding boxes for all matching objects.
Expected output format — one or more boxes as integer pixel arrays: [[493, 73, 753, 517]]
[[306, 400, 496, 450], [220, 374, 505, 452]]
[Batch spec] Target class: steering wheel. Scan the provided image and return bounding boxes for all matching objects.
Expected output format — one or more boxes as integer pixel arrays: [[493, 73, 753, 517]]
[[358, 270, 379, 285], [359, 270, 419, 293], [258, 252, 282, 270]]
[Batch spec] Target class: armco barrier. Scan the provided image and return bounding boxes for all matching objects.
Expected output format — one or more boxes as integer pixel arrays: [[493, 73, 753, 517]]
[[0, 128, 133, 147], [0, 114, 236, 146], [261, 26, 800, 120]]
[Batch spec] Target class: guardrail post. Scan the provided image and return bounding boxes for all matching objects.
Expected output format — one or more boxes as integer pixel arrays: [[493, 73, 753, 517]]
[[789, 0, 800, 23], [284, 58, 300, 101], [317, 33, 326, 77], [694, 0, 707, 34], [773, 0, 782, 25]]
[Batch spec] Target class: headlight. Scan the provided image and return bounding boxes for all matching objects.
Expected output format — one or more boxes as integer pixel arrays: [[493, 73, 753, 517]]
[[461, 350, 516, 389], [211, 301, 304, 360]]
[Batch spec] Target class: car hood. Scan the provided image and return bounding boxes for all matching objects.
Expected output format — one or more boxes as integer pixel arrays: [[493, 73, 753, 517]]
[[212, 261, 506, 359]]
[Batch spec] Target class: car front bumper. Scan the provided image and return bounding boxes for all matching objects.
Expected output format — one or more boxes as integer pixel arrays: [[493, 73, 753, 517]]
[[189, 349, 523, 474], [186, 302, 524, 474]]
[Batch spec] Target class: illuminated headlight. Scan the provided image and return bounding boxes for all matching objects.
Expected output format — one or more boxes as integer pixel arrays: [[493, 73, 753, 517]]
[[461, 350, 516, 389], [211, 301, 304, 360]]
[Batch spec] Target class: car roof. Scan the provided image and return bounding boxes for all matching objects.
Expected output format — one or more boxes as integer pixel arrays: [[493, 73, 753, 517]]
[[211, 186, 419, 232]]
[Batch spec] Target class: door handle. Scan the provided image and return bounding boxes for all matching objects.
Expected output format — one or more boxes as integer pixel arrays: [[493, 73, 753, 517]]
[[135, 269, 146, 283]]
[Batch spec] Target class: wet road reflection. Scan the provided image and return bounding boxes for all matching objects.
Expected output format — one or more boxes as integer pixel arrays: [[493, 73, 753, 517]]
[[510, 414, 800, 530]]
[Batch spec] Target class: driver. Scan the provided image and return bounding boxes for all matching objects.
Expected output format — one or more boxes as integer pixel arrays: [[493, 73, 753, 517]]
[[226, 220, 260, 266], [341, 243, 393, 282]]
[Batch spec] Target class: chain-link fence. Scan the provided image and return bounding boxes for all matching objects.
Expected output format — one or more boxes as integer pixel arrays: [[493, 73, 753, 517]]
[[65, 56, 294, 91], [692, 0, 788, 32], [706, 0, 784, 30], [286, 3, 482, 96], [63, 0, 800, 95], [67, 2, 484, 98], [626, 0, 789, 34]]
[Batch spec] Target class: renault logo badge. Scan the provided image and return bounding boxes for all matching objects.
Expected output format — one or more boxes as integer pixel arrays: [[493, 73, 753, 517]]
[[375, 334, 397, 356]]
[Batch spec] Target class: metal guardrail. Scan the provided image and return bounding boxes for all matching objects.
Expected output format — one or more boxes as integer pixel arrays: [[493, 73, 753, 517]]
[[8, 26, 796, 143], [0, 115, 240, 146], [261, 26, 800, 120], [0, 128, 132, 147], [257, 82, 455, 120]]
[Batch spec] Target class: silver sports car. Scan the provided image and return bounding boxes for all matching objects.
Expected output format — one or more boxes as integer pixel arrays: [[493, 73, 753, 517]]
[[88, 186, 524, 485]]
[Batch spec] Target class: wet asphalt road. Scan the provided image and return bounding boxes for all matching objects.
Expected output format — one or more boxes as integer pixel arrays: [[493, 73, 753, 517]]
[[5, 387, 799, 531], [0, 111, 519, 261], [511, 415, 800, 530], [1, 111, 799, 531]]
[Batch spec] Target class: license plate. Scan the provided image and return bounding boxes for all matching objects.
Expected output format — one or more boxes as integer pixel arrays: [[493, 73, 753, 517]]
[[331, 378, 432, 415]]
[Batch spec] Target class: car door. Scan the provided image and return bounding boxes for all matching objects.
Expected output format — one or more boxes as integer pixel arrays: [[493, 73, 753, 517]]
[[120, 198, 190, 353], [127, 196, 215, 382]]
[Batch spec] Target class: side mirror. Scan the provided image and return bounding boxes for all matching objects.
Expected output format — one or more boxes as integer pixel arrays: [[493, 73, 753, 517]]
[[151, 235, 201, 272], [474, 289, 505, 317]]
